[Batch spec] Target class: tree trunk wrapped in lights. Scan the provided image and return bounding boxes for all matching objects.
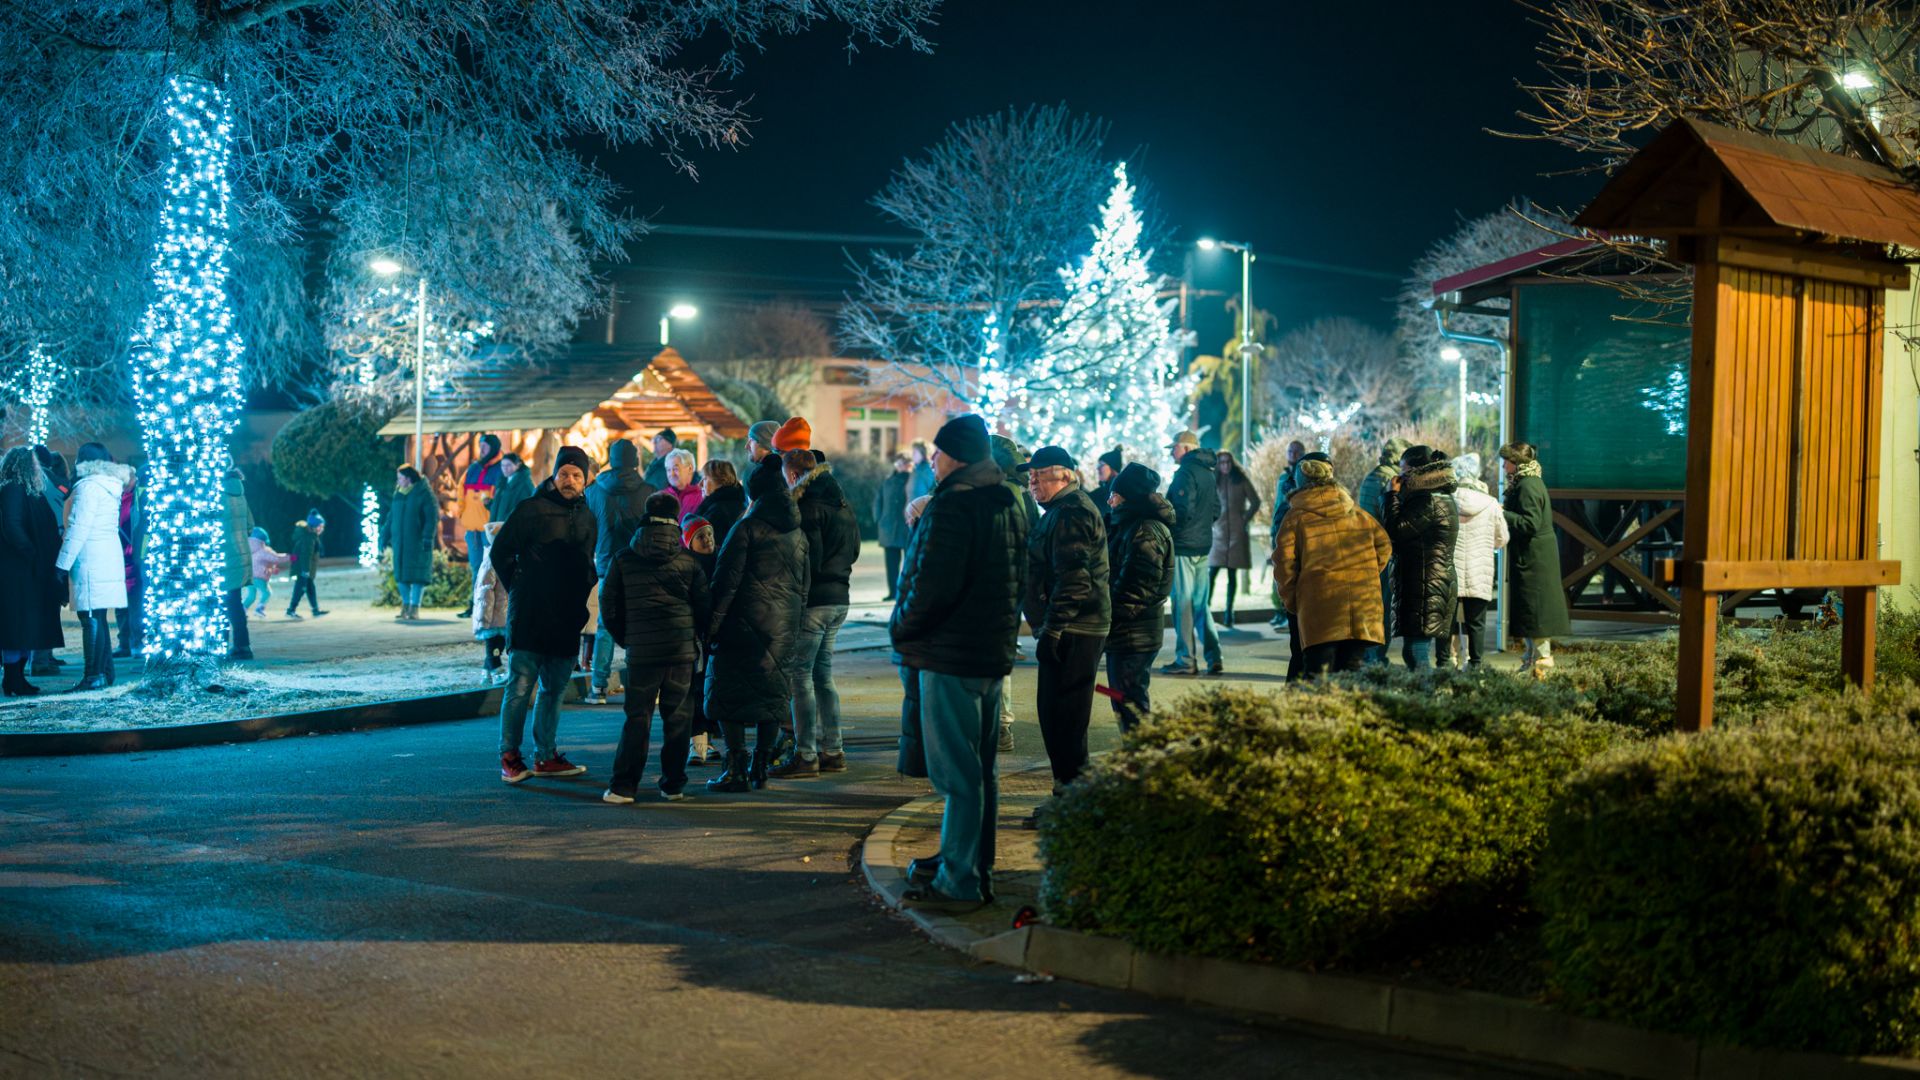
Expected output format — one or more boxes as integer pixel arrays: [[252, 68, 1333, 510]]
[[5, 345, 65, 446], [130, 75, 246, 687]]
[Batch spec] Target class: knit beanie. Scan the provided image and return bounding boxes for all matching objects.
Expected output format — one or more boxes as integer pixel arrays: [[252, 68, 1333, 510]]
[[1298, 458, 1336, 486], [772, 417, 812, 452], [933, 414, 992, 465], [748, 420, 780, 448], [748, 455, 789, 500], [305, 510, 325, 528], [681, 515, 712, 548], [554, 445, 593, 479], [1112, 462, 1161, 502], [250, 526, 269, 542], [1097, 446, 1125, 475], [480, 433, 502, 457]]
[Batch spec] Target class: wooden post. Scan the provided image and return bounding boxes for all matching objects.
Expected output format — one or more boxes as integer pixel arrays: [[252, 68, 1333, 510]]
[[1676, 588, 1718, 732], [1842, 586, 1878, 689]]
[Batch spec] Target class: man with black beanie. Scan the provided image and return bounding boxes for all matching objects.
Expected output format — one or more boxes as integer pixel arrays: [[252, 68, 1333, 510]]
[[492, 446, 599, 784], [891, 413, 1026, 913], [1019, 445, 1110, 793], [1091, 446, 1124, 516]]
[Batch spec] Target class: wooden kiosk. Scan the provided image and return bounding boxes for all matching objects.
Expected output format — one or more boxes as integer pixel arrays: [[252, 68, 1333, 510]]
[[1576, 118, 1919, 730]]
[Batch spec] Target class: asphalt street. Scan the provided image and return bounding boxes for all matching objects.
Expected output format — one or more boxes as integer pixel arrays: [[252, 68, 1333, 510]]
[[0, 632, 1554, 1078]]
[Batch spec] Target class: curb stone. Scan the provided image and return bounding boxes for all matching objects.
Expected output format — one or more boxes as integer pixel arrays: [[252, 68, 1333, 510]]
[[860, 794, 1920, 1080]]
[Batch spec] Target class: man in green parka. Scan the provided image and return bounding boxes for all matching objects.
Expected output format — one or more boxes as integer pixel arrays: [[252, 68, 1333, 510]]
[[1499, 442, 1571, 674]]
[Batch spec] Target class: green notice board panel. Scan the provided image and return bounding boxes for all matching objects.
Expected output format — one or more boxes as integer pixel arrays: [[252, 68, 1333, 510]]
[[1512, 284, 1692, 491]]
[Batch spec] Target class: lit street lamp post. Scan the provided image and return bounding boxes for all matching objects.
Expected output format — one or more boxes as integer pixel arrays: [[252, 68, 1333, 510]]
[[371, 258, 429, 470], [1199, 238, 1256, 453], [1442, 345, 1466, 452], [660, 303, 698, 346]]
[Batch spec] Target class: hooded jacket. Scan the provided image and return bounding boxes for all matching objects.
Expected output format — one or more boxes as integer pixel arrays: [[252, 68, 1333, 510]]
[[1025, 482, 1111, 640], [792, 462, 861, 608], [1382, 461, 1460, 639], [584, 439, 656, 578], [1276, 482, 1392, 649], [989, 435, 1042, 537], [1166, 448, 1222, 556], [1452, 481, 1508, 601], [604, 515, 712, 666], [59, 460, 138, 609], [289, 521, 319, 574], [1105, 492, 1175, 654], [386, 481, 438, 586], [489, 466, 535, 525], [490, 483, 599, 655], [890, 457, 1026, 679], [704, 483, 809, 724]]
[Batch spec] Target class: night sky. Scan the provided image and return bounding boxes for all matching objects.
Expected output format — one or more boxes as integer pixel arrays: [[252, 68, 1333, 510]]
[[599, 0, 1602, 357]]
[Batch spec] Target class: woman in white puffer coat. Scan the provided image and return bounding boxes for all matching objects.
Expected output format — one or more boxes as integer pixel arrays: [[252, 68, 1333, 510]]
[[1441, 453, 1507, 669], [55, 445, 133, 691]]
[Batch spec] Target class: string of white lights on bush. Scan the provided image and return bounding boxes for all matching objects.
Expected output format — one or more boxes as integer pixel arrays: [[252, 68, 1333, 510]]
[[129, 75, 246, 671], [7, 344, 64, 446]]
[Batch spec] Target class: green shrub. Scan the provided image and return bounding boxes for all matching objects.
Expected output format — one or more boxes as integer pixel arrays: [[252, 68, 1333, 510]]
[[373, 549, 473, 609], [1039, 686, 1631, 965], [271, 398, 405, 500], [1537, 695, 1920, 1054]]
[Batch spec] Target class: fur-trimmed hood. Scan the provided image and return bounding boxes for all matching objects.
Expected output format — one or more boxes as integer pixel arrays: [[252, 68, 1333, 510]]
[[789, 460, 844, 505], [74, 460, 134, 489], [1404, 459, 1457, 495]]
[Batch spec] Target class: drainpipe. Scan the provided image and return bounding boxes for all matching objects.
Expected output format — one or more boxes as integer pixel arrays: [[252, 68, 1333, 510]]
[[1431, 306, 1513, 651]]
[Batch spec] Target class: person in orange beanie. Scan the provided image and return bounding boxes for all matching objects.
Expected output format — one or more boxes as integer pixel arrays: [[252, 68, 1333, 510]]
[[771, 417, 811, 452]]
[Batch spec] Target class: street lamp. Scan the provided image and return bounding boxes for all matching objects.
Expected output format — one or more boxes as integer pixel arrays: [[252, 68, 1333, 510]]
[[1197, 238, 1256, 454], [1843, 70, 1875, 90], [660, 303, 698, 346], [371, 257, 429, 470], [1441, 345, 1467, 451]]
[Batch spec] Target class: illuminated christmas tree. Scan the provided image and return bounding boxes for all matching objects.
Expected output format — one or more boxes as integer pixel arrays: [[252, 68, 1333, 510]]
[[1008, 162, 1191, 462], [129, 76, 247, 683]]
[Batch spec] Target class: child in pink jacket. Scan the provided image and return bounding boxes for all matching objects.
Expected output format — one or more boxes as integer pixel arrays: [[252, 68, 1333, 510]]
[[246, 527, 289, 617]]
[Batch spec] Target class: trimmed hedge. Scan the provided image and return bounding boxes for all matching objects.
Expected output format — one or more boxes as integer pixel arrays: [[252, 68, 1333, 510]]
[[373, 548, 473, 609], [1038, 686, 1631, 964], [1538, 692, 1920, 1054]]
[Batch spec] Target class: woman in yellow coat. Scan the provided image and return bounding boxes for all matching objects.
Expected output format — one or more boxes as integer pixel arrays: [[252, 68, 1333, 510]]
[[1274, 458, 1393, 678]]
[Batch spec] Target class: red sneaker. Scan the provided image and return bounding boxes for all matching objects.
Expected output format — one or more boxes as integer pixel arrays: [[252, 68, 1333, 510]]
[[533, 754, 586, 778], [500, 752, 532, 784]]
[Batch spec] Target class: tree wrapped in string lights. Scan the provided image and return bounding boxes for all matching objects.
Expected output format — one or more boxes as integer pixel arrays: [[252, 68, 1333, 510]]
[[4, 345, 66, 446], [1010, 162, 1192, 460], [130, 76, 247, 686]]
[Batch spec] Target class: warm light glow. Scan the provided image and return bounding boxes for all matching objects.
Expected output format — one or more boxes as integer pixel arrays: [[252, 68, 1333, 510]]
[[369, 257, 404, 276], [1842, 70, 1875, 90], [1440, 346, 1464, 361], [668, 303, 698, 320], [1197, 237, 1218, 251]]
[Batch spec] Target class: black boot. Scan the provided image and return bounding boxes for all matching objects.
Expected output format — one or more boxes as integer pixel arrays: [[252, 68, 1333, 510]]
[[750, 745, 772, 790], [705, 749, 752, 794], [2, 661, 39, 697], [67, 614, 107, 693]]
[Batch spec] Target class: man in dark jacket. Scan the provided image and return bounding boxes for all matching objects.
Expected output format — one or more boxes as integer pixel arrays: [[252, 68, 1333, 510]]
[[602, 492, 711, 803], [891, 414, 1025, 913], [875, 453, 911, 601], [642, 428, 676, 491], [489, 454, 534, 525], [1104, 464, 1174, 732], [1383, 446, 1459, 671], [1019, 445, 1110, 791], [583, 438, 656, 703], [704, 459, 810, 793], [492, 446, 599, 783], [770, 449, 862, 779], [1091, 446, 1124, 518], [1163, 431, 1222, 675]]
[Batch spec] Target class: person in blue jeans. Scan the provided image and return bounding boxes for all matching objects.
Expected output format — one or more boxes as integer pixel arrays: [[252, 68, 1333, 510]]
[[1162, 431, 1222, 675], [770, 447, 861, 778], [889, 415, 1026, 913], [491, 447, 599, 783]]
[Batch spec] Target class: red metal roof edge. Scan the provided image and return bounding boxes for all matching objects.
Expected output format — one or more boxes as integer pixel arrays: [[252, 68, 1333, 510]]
[[1430, 236, 1603, 298]]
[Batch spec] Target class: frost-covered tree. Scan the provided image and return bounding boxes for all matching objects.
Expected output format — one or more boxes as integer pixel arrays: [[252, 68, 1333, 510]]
[[1397, 203, 1568, 395], [1263, 317, 1415, 448], [1012, 162, 1192, 459], [1, 0, 935, 688], [704, 302, 833, 406], [841, 104, 1112, 403]]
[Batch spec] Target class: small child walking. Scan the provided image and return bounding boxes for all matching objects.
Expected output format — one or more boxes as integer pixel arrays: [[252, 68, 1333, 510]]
[[601, 493, 711, 803], [284, 511, 328, 619], [470, 521, 508, 683], [246, 527, 289, 617]]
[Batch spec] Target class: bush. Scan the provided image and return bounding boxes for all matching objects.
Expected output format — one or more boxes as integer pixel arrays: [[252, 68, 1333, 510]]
[[828, 451, 890, 540], [373, 548, 473, 609], [1039, 686, 1631, 965], [1538, 693, 1920, 1054], [272, 398, 404, 500]]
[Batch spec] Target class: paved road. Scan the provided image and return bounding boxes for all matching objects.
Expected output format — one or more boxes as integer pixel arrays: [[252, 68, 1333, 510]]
[[0, 633, 1546, 1078]]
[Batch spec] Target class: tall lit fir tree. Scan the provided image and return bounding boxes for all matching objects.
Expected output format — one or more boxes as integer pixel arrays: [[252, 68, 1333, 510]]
[[1005, 162, 1191, 461], [130, 76, 247, 685]]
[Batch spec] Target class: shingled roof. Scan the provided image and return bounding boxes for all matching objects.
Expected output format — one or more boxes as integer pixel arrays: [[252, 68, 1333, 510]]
[[376, 344, 748, 439], [1575, 118, 1920, 250]]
